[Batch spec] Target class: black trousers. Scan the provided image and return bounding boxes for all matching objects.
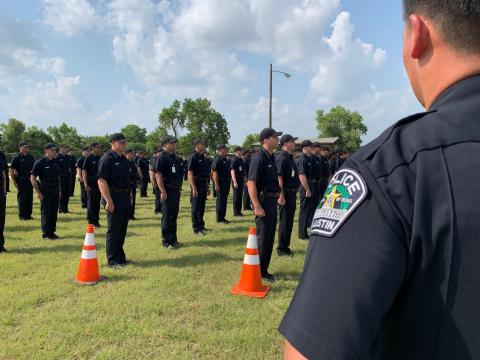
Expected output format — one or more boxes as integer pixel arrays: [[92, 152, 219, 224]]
[[79, 181, 88, 208], [278, 191, 297, 251], [298, 184, 317, 239], [58, 175, 71, 212], [191, 181, 208, 231], [106, 194, 130, 265], [140, 175, 148, 197], [319, 178, 329, 201], [16, 177, 33, 219], [216, 179, 230, 222], [232, 179, 244, 216], [41, 188, 59, 236], [153, 187, 162, 213], [256, 196, 278, 275], [87, 180, 101, 225], [0, 191, 5, 248], [161, 187, 180, 246], [70, 174, 76, 196], [130, 184, 137, 219], [243, 183, 252, 210]]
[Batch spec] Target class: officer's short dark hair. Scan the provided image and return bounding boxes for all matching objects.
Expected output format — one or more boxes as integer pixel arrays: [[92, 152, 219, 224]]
[[90, 142, 101, 149], [81, 146, 89, 151], [403, 0, 480, 54]]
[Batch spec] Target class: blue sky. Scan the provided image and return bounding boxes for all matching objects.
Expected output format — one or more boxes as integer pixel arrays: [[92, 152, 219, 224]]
[[0, 0, 423, 145]]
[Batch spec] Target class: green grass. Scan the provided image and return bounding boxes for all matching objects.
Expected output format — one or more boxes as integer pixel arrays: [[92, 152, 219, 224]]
[[0, 183, 308, 359]]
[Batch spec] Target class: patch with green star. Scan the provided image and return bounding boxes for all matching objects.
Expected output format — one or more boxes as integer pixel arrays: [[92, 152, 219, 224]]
[[311, 168, 368, 237]]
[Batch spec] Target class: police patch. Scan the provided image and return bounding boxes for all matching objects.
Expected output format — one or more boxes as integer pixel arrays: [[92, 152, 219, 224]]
[[311, 168, 367, 237]]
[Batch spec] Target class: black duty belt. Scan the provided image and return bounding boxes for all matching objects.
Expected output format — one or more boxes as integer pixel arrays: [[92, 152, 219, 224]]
[[195, 176, 210, 181], [41, 181, 59, 187], [261, 191, 280, 199], [110, 187, 131, 195], [285, 188, 298, 193], [59, 174, 71, 178]]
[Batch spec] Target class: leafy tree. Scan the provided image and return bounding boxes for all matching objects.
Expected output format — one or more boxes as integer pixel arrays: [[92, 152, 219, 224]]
[[158, 100, 185, 138], [242, 133, 259, 150], [146, 126, 168, 154], [82, 135, 110, 153], [21, 126, 54, 158], [47, 122, 82, 150], [121, 124, 147, 143], [316, 106, 367, 152], [0, 118, 26, 153]]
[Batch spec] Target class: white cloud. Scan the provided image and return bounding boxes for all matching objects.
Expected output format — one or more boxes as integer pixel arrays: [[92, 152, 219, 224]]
[[43, 0, 98, 37]]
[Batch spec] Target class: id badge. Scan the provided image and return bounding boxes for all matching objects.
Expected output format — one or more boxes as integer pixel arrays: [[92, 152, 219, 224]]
[[172, 166, 176, 173], [291, 169, 295, 177]]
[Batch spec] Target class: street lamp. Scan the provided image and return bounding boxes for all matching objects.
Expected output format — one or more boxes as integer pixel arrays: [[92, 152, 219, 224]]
[[269, 63, 291, 128]]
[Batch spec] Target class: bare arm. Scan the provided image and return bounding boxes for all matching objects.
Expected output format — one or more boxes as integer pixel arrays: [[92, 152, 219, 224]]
[[154, 172, 167, 202], [212, 170, 219, 191], [277, 175, 286, 206], [82, 170, 91, 191], [299, 174, 311, 196], [231, 169, 238, 187], [149, 170, 157, 188], [30, 175, 43, 201], [284, 341, 307, 360], [98, 178, 114, 212], [9, 168, 18, 188], [188, 170, 197, 195], [76, 167, 83, 181]]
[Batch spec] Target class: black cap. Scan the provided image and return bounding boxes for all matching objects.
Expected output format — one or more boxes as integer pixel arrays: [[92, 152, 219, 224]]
[[312, 141, 322, 148], [110, 133, 126, 143], [81, 146, 89, 151], [18, 142, 30, 148], [217, 144, 228, 151], [59, 144, 68, 149], [259, 128, 282, 142], [124, 148, 134, 154], [300, 140, 313, 148], [161, 135, 178, 146], [234, 146, 242, 152], [280, 134, 298, 146], [194, 138, 206, 146], [44, 143, 56, 150], [90, 142, 101, 148]]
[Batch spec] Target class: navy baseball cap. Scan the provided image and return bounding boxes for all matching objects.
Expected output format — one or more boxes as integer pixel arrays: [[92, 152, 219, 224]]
[[161, 135, 178, 146], [259, 128, 282, 142], [194, 138, 206, 146], [44, 143, 56, 150], [280, 134, 298, 146], [300, 140, 313, 148], [110, 133, 127, 143], [217, 144, 228, 150], [18, 142, 30, 148]]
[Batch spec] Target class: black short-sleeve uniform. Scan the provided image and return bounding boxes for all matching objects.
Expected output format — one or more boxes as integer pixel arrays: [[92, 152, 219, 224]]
[[97, 150, 132, 265], [276, 150, 300, 252], [319, 155, 330, 198], [231, 156, 246, 216], [154, 151, 184, 246], [31, 157, 60, 236], [248, 148, 280, 275], [150, 156, 162, 214], [297, 153, 315, 239], [83, 154, 102, 226], [56, 153, 71, 213], [137, 157, 150, 197], [242, 157, 252, 210], [10, 152, 35, 219], [280, 75, 480, 359], [68, 155, 77, 197], [76, 156, 88, 209], [212, 156, 231, 222], [188, 151, 211, 231], [0, 153, 7, 248]]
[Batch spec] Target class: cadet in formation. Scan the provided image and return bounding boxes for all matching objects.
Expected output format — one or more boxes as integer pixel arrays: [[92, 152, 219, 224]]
[[76, 146, 90, 209], [230, 146, 245, 217], [125, 148, 138, 221], [211, 144, 231, 224], [297, 140, 314, 240], [10, 142, 34, 220], [0, 150, 7, 252], [56, 144, 72, 213], [82, 142, 102, 228]]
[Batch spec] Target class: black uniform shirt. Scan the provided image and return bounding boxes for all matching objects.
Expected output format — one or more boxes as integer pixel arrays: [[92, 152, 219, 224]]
[[31, 157, 60, 188], [279, 75, 480, 360], [276, 150, 300, 190], [248, 148, 280, 193], [97, 150, 131, 189], [211, 156, 231, 179], [187, 152, 211, 178], [297, 153, 313, 179], [56, 154, 71, 176], [83, 154, 101, 179], [68, 155, 76, 173], [231, 156, 246, 179], [10, 153, 35, 177], [76, 156, 86, 170], [320, 156, 330, 179], [0, 152, 7, 186], [311, 154, 322, 180], [136, 157, 149, 175], [154, 151, 184, 185], [129, 159, 138, 185], [243, 157, 251, 178]]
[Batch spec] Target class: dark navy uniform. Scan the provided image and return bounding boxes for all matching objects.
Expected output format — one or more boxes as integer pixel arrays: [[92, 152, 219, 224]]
[[276, 150, 300, 253], [280, 75, 480, 359], [188, 151, 211, 232], [0, 152, 7, 250], [31, 157, 60, 237], [155, 150, 184, 247], [76, 156, 88, 208], [98, 150, 131, 265], [212, 156, 231, 222], [150, 155, 162, 214], [128, 157, 138, 220], [242, 156, 252, 211], [248, 148, 280, 276], [297, 152, 314, 239], [83, 154, 102, 226], [311, 153, 323, 209], [10, 152, 34, 219], [137, 157, 149, 197], [68, 154, 76, 197], [231, 155, 245, 216], [56, 153, 71, 213], [319, 154, 330, 199]]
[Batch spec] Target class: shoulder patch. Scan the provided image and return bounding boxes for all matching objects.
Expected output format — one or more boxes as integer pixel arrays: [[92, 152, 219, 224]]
[[311, 168, 368, 237]]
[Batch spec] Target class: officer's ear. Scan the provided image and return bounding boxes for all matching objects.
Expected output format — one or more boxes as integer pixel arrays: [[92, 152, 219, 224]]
[[405, 14, 431, 60]]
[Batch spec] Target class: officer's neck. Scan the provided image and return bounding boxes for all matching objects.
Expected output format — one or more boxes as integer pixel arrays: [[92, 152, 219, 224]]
[[262, 144, 273, 155]]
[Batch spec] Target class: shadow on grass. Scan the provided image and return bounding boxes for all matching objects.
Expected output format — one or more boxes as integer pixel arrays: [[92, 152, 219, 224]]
[[273, 270, 303, 282], [9, 243, 83, 254], [134, 252, 237, 268]]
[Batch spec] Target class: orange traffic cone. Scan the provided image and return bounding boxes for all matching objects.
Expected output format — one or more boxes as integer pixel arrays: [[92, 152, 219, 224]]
[[75, 224, 104, 285], [231, 227, 270, 299]]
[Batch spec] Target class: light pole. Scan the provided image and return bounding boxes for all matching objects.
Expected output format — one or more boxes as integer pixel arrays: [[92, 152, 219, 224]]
[[269, 63, 291, 128]]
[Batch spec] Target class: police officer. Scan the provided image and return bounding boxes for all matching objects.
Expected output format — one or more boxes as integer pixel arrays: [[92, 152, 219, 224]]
[[297, 140, 314, 240], [10, 142, 35, 220], [82, 142, 102, 228], [30, 144, 61, 240], [0, 150, 7, 252], [154, 136, 184, 250], [76, 146, 90, 209], [97, 133, 131, 268], [67, 147, 77, 197], [125, 149, 138, 220], [136, 152, 149, 197], [248, 128, 282, 282], [281, 1, 480, 358], [242, 150, 253, 211], [212, 144, 231, 224], [149, 149, 162, 214], [318, 145, 331, 199], [230, 146, 245, 217], [310, 142, 323, 209], [187, 138, 211, 235], [56, 144, 71, 213], [276, 134, 299, 257]]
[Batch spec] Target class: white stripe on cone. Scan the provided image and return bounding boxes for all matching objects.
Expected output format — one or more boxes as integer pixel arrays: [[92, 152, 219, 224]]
[[243, 254, 260, 265], [81, 249, 97, 260], [84, 233, 95, 246], [246, 234, 258, 249]]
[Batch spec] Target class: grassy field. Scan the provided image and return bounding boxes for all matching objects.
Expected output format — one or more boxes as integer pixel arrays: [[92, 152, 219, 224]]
[[0, 183, 308, 359]]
